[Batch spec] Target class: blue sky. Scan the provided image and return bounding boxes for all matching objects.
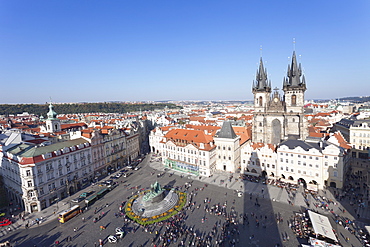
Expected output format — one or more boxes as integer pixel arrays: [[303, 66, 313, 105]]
[[1, 1, 369, 104]]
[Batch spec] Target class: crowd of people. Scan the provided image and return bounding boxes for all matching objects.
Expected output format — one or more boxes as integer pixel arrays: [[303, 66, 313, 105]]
[[102, 178, 285, 247]]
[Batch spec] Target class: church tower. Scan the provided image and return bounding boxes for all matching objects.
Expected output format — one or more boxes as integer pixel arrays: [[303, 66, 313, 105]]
[[45, 102, 61, 133], [214, 121, 241, 173], [252, 58, 271, 143], [283, 51, 306, 113], [282, 51, 308, 140], [252, 58, 271, 112]]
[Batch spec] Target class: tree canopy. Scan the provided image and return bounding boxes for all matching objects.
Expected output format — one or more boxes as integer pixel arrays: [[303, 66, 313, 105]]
[[0, 102, 181, 116]]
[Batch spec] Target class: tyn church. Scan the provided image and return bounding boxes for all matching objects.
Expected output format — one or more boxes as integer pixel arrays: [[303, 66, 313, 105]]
[[252, 51, 308, 145]]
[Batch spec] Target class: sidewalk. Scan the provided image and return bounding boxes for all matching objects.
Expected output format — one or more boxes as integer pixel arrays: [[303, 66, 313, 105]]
[[0, 180, 109, 238]]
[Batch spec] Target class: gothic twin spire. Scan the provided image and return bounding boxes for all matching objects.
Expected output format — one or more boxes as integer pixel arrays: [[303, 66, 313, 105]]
[[253, 57, 271, 92], [252, 51, 306, 92], [283, 51, 306, 89]]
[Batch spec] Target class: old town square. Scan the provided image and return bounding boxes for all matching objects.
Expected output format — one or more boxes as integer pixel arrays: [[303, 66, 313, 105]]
[[1, 154, 369, 246]]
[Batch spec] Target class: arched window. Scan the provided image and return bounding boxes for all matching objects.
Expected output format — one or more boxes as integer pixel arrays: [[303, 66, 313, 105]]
[[291, 95, 297, 105], [259, 96, 263, 106]]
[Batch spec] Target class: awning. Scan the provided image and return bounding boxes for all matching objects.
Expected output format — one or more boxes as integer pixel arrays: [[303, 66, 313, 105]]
[[307, 184, 318, 192], [365, 225, 370, 235], [308, 211, 338, 242], [309, 237, 341, 247]]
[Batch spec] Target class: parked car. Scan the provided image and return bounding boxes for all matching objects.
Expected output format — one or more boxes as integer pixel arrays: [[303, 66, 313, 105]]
[[79, 191, 93, 198], [134, 167, 140, 171], [126, 166, 133, 169], [71, 197, 84, 203]]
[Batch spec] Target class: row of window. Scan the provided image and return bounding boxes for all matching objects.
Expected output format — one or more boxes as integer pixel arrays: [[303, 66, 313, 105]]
[[166, 153, 208, 166], [166, 146, 206, 156], [352, 139, 370, 144], [218, 146, 232, 151], [245, 160, 276, 169], [280, 153, 337, 160], [219, 155, 233, 160], [280, 167, 320, 177], [352, 132, 370, 137]]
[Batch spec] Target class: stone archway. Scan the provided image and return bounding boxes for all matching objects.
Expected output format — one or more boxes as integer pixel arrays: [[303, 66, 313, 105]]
[[298, 178, 307, 188], [271, 119, 281, 145], [30, 202, 38, 213], [251, 169, 257, 173], [69, 186, 75, 196], [281, 174, 285, 179], [261, 171, 267, 178], [330, 182, 337, 188], [288, 176, 294, 180]]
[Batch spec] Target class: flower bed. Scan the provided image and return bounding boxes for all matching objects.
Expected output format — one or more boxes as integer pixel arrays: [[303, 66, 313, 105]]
[[124, 190, 187, 226]]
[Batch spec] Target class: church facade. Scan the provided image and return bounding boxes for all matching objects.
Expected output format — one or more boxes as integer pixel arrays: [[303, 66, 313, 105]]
[[252, 52, 308, 145], [241, 51, 350, 189]]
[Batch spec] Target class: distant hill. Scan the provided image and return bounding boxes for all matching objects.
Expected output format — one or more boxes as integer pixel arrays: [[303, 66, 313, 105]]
[[339, 96, 370, 103], [0, 102, 181, 116]]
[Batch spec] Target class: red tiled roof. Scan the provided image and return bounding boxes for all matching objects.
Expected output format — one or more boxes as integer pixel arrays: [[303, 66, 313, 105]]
[[162, 129, 215, 151]]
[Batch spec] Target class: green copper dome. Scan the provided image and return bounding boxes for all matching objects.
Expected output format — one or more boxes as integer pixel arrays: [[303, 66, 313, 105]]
[[47, 103, 58, 120]]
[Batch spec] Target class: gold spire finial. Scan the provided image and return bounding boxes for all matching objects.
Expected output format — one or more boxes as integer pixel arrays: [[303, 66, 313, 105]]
[[260, 45, 263, 57], [293, 38, 296, 51]]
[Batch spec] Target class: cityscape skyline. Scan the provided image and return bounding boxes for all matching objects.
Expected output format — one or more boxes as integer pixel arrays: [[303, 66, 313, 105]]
[[1, 1, 369, 104]]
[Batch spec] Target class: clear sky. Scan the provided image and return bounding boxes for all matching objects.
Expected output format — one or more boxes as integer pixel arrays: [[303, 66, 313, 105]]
[[1, 1, 369, 104]]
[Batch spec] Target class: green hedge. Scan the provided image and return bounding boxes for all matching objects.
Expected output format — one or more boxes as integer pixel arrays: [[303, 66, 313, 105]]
[[124, 190, 187, 226]]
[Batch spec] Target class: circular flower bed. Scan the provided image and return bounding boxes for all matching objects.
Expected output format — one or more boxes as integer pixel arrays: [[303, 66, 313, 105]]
[[124, 190, 187, 226]]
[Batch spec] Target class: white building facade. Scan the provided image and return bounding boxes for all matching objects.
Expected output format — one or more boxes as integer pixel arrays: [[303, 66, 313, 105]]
[[161, 129, 217, 177], [0, 138, 92, 213]]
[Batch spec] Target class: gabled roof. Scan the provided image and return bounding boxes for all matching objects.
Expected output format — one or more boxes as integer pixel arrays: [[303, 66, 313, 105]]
[[7, 138, 89, 158], [233, 126, 251, 145], [162, 128, 215, 151], [250, 142, 276, 151], [215, 121, 237, 139], [279, 139, 327, 152]]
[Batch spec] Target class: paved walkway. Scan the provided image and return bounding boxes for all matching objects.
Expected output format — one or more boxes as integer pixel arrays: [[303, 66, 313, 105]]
[[2, 153, 369, 240], [148, 159, 361, 223]]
